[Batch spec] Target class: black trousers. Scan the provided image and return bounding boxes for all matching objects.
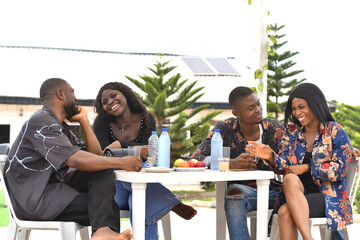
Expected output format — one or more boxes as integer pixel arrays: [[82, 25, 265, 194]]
[[54, 169, 120, 234], [305, 192, 326, 218]]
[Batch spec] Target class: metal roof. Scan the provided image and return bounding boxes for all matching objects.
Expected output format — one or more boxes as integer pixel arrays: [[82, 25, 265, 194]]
[[0, 96, 231, 109], [0, 45, 184, 57]]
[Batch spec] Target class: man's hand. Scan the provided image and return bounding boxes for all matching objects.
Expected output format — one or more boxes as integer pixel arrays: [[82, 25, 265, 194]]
[[230, 153, 257, 169], [285, 165, 308, 175], [119, 156, 142, 172], [68, 106, 88, 124]]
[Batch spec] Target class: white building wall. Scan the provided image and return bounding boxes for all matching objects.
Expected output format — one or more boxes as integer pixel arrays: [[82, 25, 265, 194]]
[[0, 47, 261, 144]]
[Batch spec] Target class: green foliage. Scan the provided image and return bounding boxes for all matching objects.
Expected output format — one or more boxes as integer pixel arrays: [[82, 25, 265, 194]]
[[356, 189, 360, 213], [0, 190, 9, 226], [200, 182, 216, 191], [267, 24, 306, 120], [126, 56, 222, 161], [333, 104, 360, 150], [333, 103, 360, 213]]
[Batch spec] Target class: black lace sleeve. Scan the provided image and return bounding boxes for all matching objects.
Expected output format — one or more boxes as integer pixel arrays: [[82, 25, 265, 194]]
[[93, 116, 112, 150]]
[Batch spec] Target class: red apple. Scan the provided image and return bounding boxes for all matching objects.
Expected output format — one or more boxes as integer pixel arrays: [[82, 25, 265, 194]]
[[187, 160, 196, 167], [195, 161, 206, 167]]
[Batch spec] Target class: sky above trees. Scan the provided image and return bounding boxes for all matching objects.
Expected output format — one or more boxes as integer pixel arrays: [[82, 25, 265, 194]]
[[1, 0, 359, 105]]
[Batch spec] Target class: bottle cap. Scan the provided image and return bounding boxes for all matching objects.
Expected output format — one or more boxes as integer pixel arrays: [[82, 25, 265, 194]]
[[214, 129, 220, 133], [162, 128, 168, 132], [152, 131, 157, 135]]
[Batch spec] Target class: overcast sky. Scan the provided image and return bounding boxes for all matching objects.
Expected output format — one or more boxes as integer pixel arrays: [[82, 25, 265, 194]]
[[1, 0, 359, 105]]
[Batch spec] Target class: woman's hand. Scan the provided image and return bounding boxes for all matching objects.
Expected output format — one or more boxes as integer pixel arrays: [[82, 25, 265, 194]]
[[352, 147, 360, 162], [105, 141, 122, 150], [245, 141, 274, 166], [285, 165, 308, 175], [140, 145, 148, 160]]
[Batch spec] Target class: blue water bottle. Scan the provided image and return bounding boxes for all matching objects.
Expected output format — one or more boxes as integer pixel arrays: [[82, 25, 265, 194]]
[[158, 128, 171, 168], [211, 129, 223, 171]]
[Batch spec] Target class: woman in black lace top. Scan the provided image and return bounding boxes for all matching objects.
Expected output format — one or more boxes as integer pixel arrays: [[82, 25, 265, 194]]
[[93, 82, 155, 153], [93, 82, 197, 240]]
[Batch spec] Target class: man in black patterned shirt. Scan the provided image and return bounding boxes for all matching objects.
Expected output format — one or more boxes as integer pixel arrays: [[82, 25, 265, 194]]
[[5, 78, 140, 240], [192, 86, 284, 240]]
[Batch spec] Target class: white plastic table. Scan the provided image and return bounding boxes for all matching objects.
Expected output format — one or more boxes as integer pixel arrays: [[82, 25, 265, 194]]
[[115, 169, 273, 240]]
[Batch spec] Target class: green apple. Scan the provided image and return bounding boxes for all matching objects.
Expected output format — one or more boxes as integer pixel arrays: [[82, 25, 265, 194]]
[[174, 159, 185, 167], [190, 159, 198, 165]]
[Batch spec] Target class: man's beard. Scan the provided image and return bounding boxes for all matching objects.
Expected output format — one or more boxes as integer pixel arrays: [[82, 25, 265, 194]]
[[64, 102, 79, 120]]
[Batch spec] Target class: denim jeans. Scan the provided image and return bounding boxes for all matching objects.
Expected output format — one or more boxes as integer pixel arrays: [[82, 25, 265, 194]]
[[332, 230, 344, 240], [224, 184, 279, 240], [115, 180, 180, 240]]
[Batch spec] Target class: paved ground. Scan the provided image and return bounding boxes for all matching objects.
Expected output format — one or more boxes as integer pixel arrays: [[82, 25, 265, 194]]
[[1, 207, 360, 240], [1, 184, 360, 239]]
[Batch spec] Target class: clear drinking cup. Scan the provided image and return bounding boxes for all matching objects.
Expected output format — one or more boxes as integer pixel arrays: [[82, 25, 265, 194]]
[[219, 146, 230, 172], [128, 146, 141, 157]]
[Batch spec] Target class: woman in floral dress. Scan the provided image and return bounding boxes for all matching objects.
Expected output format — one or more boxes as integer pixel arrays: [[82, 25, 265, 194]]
[[246, 83, 353, 240]]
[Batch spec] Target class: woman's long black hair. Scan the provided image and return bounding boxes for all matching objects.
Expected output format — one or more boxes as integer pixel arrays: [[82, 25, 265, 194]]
[[284, 83, 334, 126], [94, 82, 151, 138]]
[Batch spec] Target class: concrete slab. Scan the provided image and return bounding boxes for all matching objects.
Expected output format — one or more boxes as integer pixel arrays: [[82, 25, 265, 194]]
[[1, 208, 359, 240]]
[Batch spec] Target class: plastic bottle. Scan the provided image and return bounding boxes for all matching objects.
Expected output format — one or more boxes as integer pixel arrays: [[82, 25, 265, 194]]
[[210, 129, 223, 171], [147, 131, 159, 168], [157, 128, 171, 168]]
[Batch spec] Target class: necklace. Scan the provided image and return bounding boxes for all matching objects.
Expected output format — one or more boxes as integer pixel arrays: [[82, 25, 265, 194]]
[[120, 116, 133, 131]]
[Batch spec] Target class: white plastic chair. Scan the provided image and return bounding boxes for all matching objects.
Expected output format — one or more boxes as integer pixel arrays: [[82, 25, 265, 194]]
[[0, 143, 10, 155], [0, 163, 90, 240], [246, 172, 282, 239], [120, 209, 172, 239], [247, 209, 273, 240], [1, 154, 8, 206], [270, 157, 360, 240]]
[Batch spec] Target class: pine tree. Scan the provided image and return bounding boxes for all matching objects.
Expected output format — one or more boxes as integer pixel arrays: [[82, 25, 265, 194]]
[[126, 56, 222, 161], [333, 103, 360, 148], [332, 103, 360, 212], [267, 24, 306, 120]]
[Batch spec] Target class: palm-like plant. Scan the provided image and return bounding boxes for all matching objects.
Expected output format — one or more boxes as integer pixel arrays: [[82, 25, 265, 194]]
[[126, 56, 222, 160]]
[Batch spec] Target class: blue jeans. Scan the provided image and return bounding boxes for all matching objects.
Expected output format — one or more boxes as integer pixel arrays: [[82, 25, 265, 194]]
[[115, 180, 180, 240], [224, 184, 279, 240], [332, 230, 344, 240]]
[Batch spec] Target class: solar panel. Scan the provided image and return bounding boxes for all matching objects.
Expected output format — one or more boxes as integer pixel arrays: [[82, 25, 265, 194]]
[[181, 57, 240, 76], [181, 58, 215, 75], [206, 58, 239, 75]]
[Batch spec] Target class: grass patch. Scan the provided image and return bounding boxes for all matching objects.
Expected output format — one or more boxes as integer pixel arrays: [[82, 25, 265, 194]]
[[171, 190, 209, 195], [181, 196, 216, 204], [0, 190, 9, 226]]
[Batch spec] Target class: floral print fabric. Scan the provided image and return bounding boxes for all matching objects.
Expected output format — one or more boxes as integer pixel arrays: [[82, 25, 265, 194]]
[[274, 121, 353, 231], [192, 117, 284, 189]]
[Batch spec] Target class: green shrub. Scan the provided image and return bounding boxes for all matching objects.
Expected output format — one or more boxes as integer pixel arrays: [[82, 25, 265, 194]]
[[200, 182, 215, 191]]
